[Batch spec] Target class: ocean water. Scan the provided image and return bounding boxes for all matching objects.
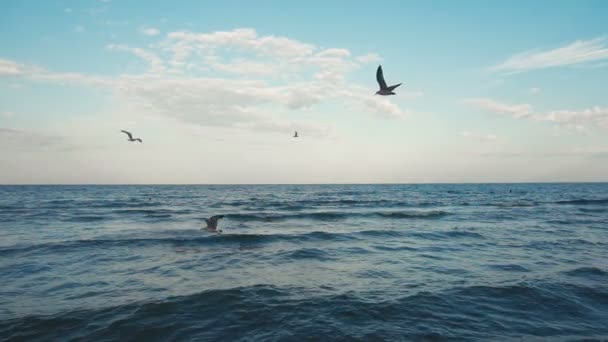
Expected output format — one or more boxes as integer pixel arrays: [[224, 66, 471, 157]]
[[0, 183, 607, 341]]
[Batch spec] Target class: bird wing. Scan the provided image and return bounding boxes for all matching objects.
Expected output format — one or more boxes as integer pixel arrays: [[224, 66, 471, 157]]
[[386, 83, 402, 92], [376, 65, 387, 90], [135, 138, 142, 143], [205, 215, 224, 230], [121, 130, 133, 139]]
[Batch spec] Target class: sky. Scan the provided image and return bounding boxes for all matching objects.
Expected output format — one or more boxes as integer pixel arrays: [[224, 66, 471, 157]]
[[1, 0, 608, 184]]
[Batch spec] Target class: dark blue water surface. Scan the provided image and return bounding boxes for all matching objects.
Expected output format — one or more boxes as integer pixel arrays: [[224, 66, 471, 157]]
[[1, 184, 607, 341]]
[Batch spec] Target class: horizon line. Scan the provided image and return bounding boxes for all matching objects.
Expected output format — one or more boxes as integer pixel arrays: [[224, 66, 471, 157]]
[[1, 181, 608, 186]]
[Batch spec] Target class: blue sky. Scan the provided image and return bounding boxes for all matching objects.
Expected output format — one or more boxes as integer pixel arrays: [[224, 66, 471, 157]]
[[1, 1, 608, 183]]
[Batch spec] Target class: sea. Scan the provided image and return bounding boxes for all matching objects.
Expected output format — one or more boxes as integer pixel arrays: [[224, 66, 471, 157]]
[[0, 183, 607, 341]]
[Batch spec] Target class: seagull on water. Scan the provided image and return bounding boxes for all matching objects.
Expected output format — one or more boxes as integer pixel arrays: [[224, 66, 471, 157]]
[[293, 131, 298, 138], [375, 65, 401, 96], [202, 215, 225, 234], [120, 130, 142, 143]]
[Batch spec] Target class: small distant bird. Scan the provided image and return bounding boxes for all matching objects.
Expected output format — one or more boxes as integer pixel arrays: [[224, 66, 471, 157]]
[[202, 215, 225, 234], [120, 130, 142, 143], [375, 65, 401, 96], [293, 131, 298, 138]]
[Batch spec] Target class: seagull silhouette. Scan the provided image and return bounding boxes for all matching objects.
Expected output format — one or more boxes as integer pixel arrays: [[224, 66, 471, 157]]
[[120, 130, 142, 143], [375, 65, 401, 96], [293, 131, 298, 138], [202, 215, 225, 234]]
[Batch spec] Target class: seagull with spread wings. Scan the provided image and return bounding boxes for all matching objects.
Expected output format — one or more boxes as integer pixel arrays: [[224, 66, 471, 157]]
[[120, 130, 143, 143], [375, 65, 401, 96], [202, 215, 225, 234]]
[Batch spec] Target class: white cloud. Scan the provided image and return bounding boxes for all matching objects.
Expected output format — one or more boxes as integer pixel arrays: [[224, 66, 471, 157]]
[[1, 28, 420, 137], [139, 26, 160, 36], [158, 29, 393, 84], [463, 98, 533, 118], [356, 53, 382, 64], [110, 75, 407, 133], [316, 48, 351, 58], [106, 44, 165, 73], [492, 37, 608, 73], [528, 87, 541, 95], [31, 71, 110, 87], [360, 96, 409, 119], [205, 59, 276, 76], [0, 59, 111, 87], [543, 106, 608, 130], [121, 28, 417, 123], [1, 111, 14, 118], [459, 131, 498, 142], [340, 86, 409, 119], [463, 97, 608, 132], [166, 28, 316, 59], [0, 59, 21, 75], [162, 29, 321, 76]]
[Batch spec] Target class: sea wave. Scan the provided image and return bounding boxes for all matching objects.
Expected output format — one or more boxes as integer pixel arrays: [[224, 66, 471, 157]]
[[487, 264, 530, 272], [579, 207, 608, 213], [59, 208, 194, 222], [34, 199, 163, 210], [0, 231, 369, 257], [1, 226, 488, 257], [563, 267, 608, 278], [2, 283, 607, 341], [486, 201, 538, 208], [554, 198, 608, 205], [217, 198, 445, 210], [112, 208, 192, 215], [3, 184, 608, 340], [404, 229, 484, 241], [64, 215, 106, 222], [508, 239, 607, 253], [227, 210, 449, 222], [278, 248, 335, 261]]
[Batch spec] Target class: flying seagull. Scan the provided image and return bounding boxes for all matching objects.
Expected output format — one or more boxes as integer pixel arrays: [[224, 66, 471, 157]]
[[202, 215, 225, 234], [120, 130, 142, 143], [375, 65, 401, 96], [293, 131, 298, 138]]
